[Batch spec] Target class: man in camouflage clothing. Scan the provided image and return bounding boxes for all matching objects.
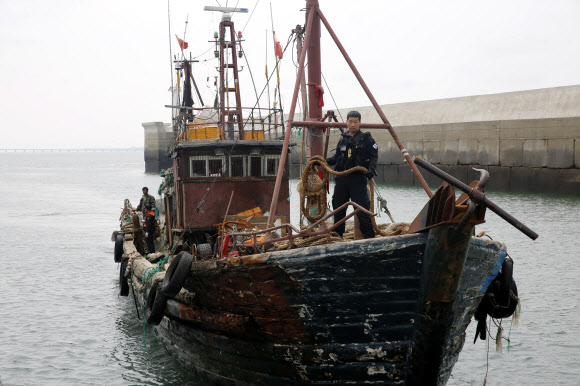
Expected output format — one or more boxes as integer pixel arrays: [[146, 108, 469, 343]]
[[135, 187, 155, 215]]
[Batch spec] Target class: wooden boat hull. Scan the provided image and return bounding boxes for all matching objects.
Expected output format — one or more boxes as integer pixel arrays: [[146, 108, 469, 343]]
[[143, 232, 505, 385]]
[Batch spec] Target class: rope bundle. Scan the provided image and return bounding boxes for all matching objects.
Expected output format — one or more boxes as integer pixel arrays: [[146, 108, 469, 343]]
[[297, 156, 396, 237]]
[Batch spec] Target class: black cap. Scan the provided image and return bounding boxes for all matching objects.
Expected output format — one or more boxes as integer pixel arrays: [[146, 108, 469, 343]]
[[145, 203, 152, 210]]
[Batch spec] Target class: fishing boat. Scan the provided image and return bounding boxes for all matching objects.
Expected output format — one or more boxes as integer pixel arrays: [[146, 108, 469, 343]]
[[113, 1, 537, 384]]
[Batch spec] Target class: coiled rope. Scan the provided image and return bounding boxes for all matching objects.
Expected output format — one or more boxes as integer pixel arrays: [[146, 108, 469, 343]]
[[298, 155, 393, 237]]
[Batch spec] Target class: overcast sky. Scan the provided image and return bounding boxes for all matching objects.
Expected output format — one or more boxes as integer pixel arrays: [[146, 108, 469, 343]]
[[1, 0, 579, 149]]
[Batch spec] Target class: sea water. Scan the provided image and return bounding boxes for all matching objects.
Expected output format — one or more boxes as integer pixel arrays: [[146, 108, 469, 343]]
[[0, 151, 578, 385]]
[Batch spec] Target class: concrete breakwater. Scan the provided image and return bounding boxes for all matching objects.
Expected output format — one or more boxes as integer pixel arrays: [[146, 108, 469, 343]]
[[144, 86, 580, 194], [143, 122, 173, 173], [290, 86, 580, 194]]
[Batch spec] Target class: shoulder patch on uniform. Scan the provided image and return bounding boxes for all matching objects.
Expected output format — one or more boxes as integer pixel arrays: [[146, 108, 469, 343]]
[[373, 143, 378, 149]]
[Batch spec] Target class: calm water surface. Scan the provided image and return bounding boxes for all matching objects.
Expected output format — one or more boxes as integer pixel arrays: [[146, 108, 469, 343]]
[[0, 152, 578, 385]]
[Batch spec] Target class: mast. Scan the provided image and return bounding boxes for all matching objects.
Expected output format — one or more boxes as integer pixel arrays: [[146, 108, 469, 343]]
[[205, 6, 249, 139], [305, 0, 324, 158], [267, 0, 434, 228]]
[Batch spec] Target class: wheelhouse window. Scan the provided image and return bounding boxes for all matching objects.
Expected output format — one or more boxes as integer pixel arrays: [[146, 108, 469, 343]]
[[249, 156, 262, 177], [229, 156, 246, 177], [190, 157, 207, 177], [264, 154, 280, 176], [208, 158, 223, 176], [189, 155, 225, 177]]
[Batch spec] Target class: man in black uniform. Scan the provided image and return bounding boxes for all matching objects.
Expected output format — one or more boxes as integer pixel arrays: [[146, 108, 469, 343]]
[[325, 110, 378, 239]]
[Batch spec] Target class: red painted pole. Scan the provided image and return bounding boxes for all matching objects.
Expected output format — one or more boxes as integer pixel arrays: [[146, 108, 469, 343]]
[[306, 0, 324, 159], [266, 8, 316, 228], [317, 8, 433, 198]]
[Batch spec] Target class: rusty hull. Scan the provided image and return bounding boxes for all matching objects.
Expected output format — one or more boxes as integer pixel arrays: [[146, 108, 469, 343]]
[[149, 233, 506, 384]]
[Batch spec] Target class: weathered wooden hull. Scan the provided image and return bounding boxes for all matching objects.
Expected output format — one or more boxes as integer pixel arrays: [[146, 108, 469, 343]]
[[143, 232, 505, 385]]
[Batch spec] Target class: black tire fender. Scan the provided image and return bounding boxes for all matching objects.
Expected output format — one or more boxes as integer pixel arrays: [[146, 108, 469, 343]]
[[161, 252, 193, 297], [146, 281, 167, 325], [119, 259, 129, 296], [114, 233, 124, 263], [197, 243, 213, 259], [498, 258, 514, 307]]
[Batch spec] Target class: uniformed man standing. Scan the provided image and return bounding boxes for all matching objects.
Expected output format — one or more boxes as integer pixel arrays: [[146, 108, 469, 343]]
[[135, 187, 155, 215], [325, 110, 378, 239]]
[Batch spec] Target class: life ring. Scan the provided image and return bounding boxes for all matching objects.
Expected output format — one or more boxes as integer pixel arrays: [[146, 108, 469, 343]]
[[114, 233, 124, 263], [119, 259, 129, 296], [146, 281, 167, 325], [161, 252, 193, 297]]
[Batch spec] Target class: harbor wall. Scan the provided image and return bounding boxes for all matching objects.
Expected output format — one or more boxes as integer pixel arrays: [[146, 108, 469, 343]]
[[290, 86, 580, 195], [144, 86, 580, 194], [143, 122, 173, 173]]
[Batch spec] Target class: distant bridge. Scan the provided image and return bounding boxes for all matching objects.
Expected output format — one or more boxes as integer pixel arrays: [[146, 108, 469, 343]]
[[0, 148, 144, 152]]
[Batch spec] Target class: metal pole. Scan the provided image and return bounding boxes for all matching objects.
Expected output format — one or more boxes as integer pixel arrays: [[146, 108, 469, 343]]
[[306, 0, 324, 160], [317, 8, 433, 198], [296, 25, 309, 122], [413, 157, 539, 240], [291, 121, 391, 129], [266, 9, 315, 228]]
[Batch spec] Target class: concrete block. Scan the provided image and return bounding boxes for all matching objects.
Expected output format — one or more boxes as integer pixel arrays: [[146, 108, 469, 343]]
[[448, 165, 469, 186], [478, 139, 500, 165], [379, 141, 405, 164], [406, 141, 424, 160], [398, 164, 416, 186], [422, 124, 442, 141], [383, 165, 399, 185], [557, 169, 580, 194], [499, 118, 580, 140], [487, 166, 511, 192], [458, 139, 478, 164], [371, 130, 392, 145], [395, 125, 424, 142], [508, 167, 578, 194], [441, 140, 458, 165], [576, 139, 580, 168], [547, 139, 574, 168], [510, 167, 532, 193], [500, 140, 523, 167], [423, 141, 441, 164], [523, 140, 548, 167], [528, 168, 561, 193]]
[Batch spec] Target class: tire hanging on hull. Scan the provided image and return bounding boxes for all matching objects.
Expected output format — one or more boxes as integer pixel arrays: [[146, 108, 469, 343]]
[[474, 258, 518, 343]]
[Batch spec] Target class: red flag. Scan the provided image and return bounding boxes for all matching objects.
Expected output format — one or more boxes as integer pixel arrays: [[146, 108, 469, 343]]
[[175, 35, 188, 50], [307, 82, 325, 107], [273, 32, 283, 59]]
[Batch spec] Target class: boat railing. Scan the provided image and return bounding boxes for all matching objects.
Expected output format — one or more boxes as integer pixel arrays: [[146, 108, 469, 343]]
[[215, 201, 376, 257], [168, 105, 286, 140]]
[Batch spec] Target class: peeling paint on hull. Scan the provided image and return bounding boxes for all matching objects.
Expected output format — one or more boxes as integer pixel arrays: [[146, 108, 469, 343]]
[[146, 233, 505, 384]]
